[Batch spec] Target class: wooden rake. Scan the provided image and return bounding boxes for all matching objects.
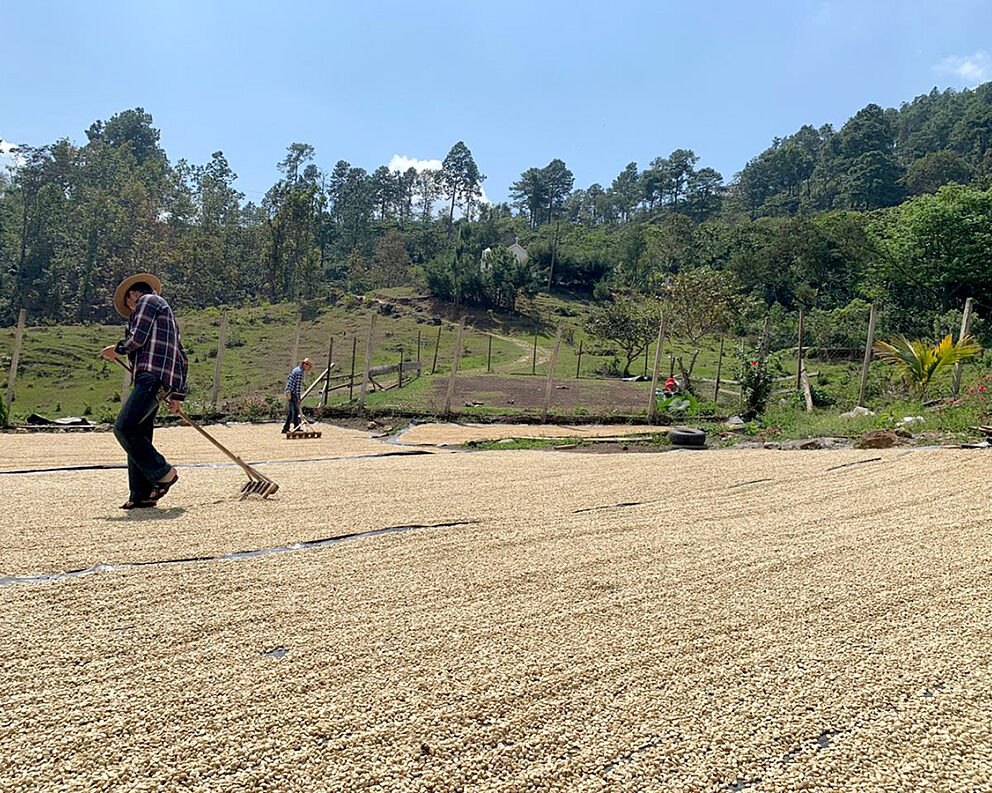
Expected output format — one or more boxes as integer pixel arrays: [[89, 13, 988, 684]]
[[113, 358, 278, 498], [285, 411, 322, 440]]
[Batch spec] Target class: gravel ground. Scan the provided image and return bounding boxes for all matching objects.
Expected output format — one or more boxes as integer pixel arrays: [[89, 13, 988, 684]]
[[394, 423, 673, 446], [1, 444, 991, 791], [0, 423, 418, 472]]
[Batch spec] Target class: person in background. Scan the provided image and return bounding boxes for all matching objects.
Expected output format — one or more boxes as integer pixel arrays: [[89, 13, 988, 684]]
[[282, 357, 314, 433], [100, 273, 187, 510]]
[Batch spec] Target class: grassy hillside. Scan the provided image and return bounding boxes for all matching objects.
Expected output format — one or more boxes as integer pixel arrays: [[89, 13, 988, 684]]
[[2, 289, 986, 437], [0, 290, 665, 420]]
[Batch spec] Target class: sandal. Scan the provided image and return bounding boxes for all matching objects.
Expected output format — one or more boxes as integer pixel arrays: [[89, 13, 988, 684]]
[[121, 500, 157, 510], [150, 471, 179, 502]]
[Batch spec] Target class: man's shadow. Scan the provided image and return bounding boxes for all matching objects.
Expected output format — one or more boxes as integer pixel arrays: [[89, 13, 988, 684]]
[[101, 507, 186, 522]]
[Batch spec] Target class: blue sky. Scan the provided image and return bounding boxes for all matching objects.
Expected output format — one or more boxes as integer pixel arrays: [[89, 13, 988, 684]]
[[2, 0, 991, 203]]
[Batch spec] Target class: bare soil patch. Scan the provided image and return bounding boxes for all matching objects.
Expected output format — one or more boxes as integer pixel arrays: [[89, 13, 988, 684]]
[[430, 374, 651, 413]]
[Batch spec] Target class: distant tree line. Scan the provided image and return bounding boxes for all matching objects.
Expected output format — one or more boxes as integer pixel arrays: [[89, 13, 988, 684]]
[[1, 82, 991, 340]]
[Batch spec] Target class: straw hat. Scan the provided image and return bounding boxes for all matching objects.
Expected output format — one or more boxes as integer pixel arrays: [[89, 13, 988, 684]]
[[301, 357, 314, 368], [113, 273, 162, 317]]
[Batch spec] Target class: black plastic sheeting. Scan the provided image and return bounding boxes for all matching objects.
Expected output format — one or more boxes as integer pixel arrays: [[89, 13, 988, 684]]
[[0, 519, 478, 586], [0, 449, 431, 477]]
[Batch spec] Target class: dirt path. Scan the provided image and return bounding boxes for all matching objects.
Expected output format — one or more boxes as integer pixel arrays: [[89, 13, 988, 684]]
[[461, 328, 552, 375]]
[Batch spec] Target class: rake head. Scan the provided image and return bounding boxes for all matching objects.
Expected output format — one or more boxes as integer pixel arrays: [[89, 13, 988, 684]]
[[240, 477, 279, 499], [285, 430, 322, 439]]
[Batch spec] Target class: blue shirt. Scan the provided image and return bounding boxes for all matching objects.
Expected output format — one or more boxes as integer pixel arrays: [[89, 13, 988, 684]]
[[114, 294, 188, 400], [286, 365, 304, 398]]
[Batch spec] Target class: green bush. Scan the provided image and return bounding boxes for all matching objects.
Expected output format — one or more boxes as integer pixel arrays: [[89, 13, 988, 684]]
[[595, 357, 622, 377], [223, 395, 281, 422], [806, 299, 872, 349], [0, 394, 8, 427], [657, 394, 696, 416], [656, 392, 721, 418], [739, 350, 774, 421], [809, 384, 836, 407]]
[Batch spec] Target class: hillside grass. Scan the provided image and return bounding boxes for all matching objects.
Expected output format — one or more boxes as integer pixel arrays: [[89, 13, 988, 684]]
[[3, 289, 991, 442]]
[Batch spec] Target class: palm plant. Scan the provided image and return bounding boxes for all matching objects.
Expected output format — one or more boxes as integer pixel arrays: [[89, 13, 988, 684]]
[[873, 334, 981, 400]]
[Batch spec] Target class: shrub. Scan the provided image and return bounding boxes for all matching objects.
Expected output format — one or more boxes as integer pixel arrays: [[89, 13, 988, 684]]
[[657, 394, 697, 417], [738, 351, 774, 421], [809, 384, 836, 408], [595, 357, 623, 378], [223, 395, 281, 422], [874, 334, 981, 400]]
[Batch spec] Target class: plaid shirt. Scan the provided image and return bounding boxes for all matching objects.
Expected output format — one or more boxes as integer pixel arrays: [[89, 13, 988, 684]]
[[286, 365, 304, 399], [114, 294, 188, 400]]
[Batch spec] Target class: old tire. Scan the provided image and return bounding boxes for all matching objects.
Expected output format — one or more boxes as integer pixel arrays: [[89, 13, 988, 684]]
[[669, 427, 706, 447]]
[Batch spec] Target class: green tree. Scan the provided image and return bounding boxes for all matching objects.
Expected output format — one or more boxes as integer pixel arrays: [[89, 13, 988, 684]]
[[869, 184, 992, 319], [441, 141, 484, 222], [664, 267, 751, 347], [509, 167, 546, 228], [589, 292, 662, 376], [611, 162, 641, 222], [541, 159, 574, 224], [483, 245, 537, 311], [369, 229, 412, 288], [346, 247, 371, 293], [903, 150, 972, 195]]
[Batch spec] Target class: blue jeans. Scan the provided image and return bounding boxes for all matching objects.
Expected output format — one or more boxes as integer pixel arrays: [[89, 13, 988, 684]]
[[282, 394, 300, 432], [114, 373, 172, 501]]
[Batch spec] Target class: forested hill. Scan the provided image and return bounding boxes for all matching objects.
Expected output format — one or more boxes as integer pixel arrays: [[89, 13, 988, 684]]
[[1, 82, 990, 334], [735, 85, 991, 216]]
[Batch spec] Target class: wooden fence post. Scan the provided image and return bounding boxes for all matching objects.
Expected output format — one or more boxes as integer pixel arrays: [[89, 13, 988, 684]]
[[714, 338, 725, 402], [857, 303, 878, 407], [5, 308, 26, 408], [398, 349, 404, 389], [487, 334, 492, 373], [430, 325, 442, 375], [442, 317, 466, 415], [800, 363, 814, 412], [417, 330, 422, 363], [290, 308, 302, 367], [542, 326, 564, 423], [576, 339, 583, 378], [759, 315, 771, 362], [647, 316, 667, 423], [210, 312, 229, 412], [358, 317, 376, 409], [322, 336, 334, 408], [796, 308, 804, 391], [349, 336, 357, 401], [952, 297, 974, 398]]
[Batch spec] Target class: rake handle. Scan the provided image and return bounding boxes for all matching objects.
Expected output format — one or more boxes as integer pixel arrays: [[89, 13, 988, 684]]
[[174, 407, 263, 480], [111, 356, 266, 481]]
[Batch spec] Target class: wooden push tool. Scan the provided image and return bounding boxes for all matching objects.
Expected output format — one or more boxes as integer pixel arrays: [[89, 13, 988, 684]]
[[284, 411, 321, 440], [113, 358, 278, 498]]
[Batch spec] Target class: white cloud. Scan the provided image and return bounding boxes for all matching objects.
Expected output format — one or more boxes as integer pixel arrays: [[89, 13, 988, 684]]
[[388, 153, 490, 210], [0, 139, 26, 174], [387, 154, 442, 173], [934, 51, 992, 87]]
